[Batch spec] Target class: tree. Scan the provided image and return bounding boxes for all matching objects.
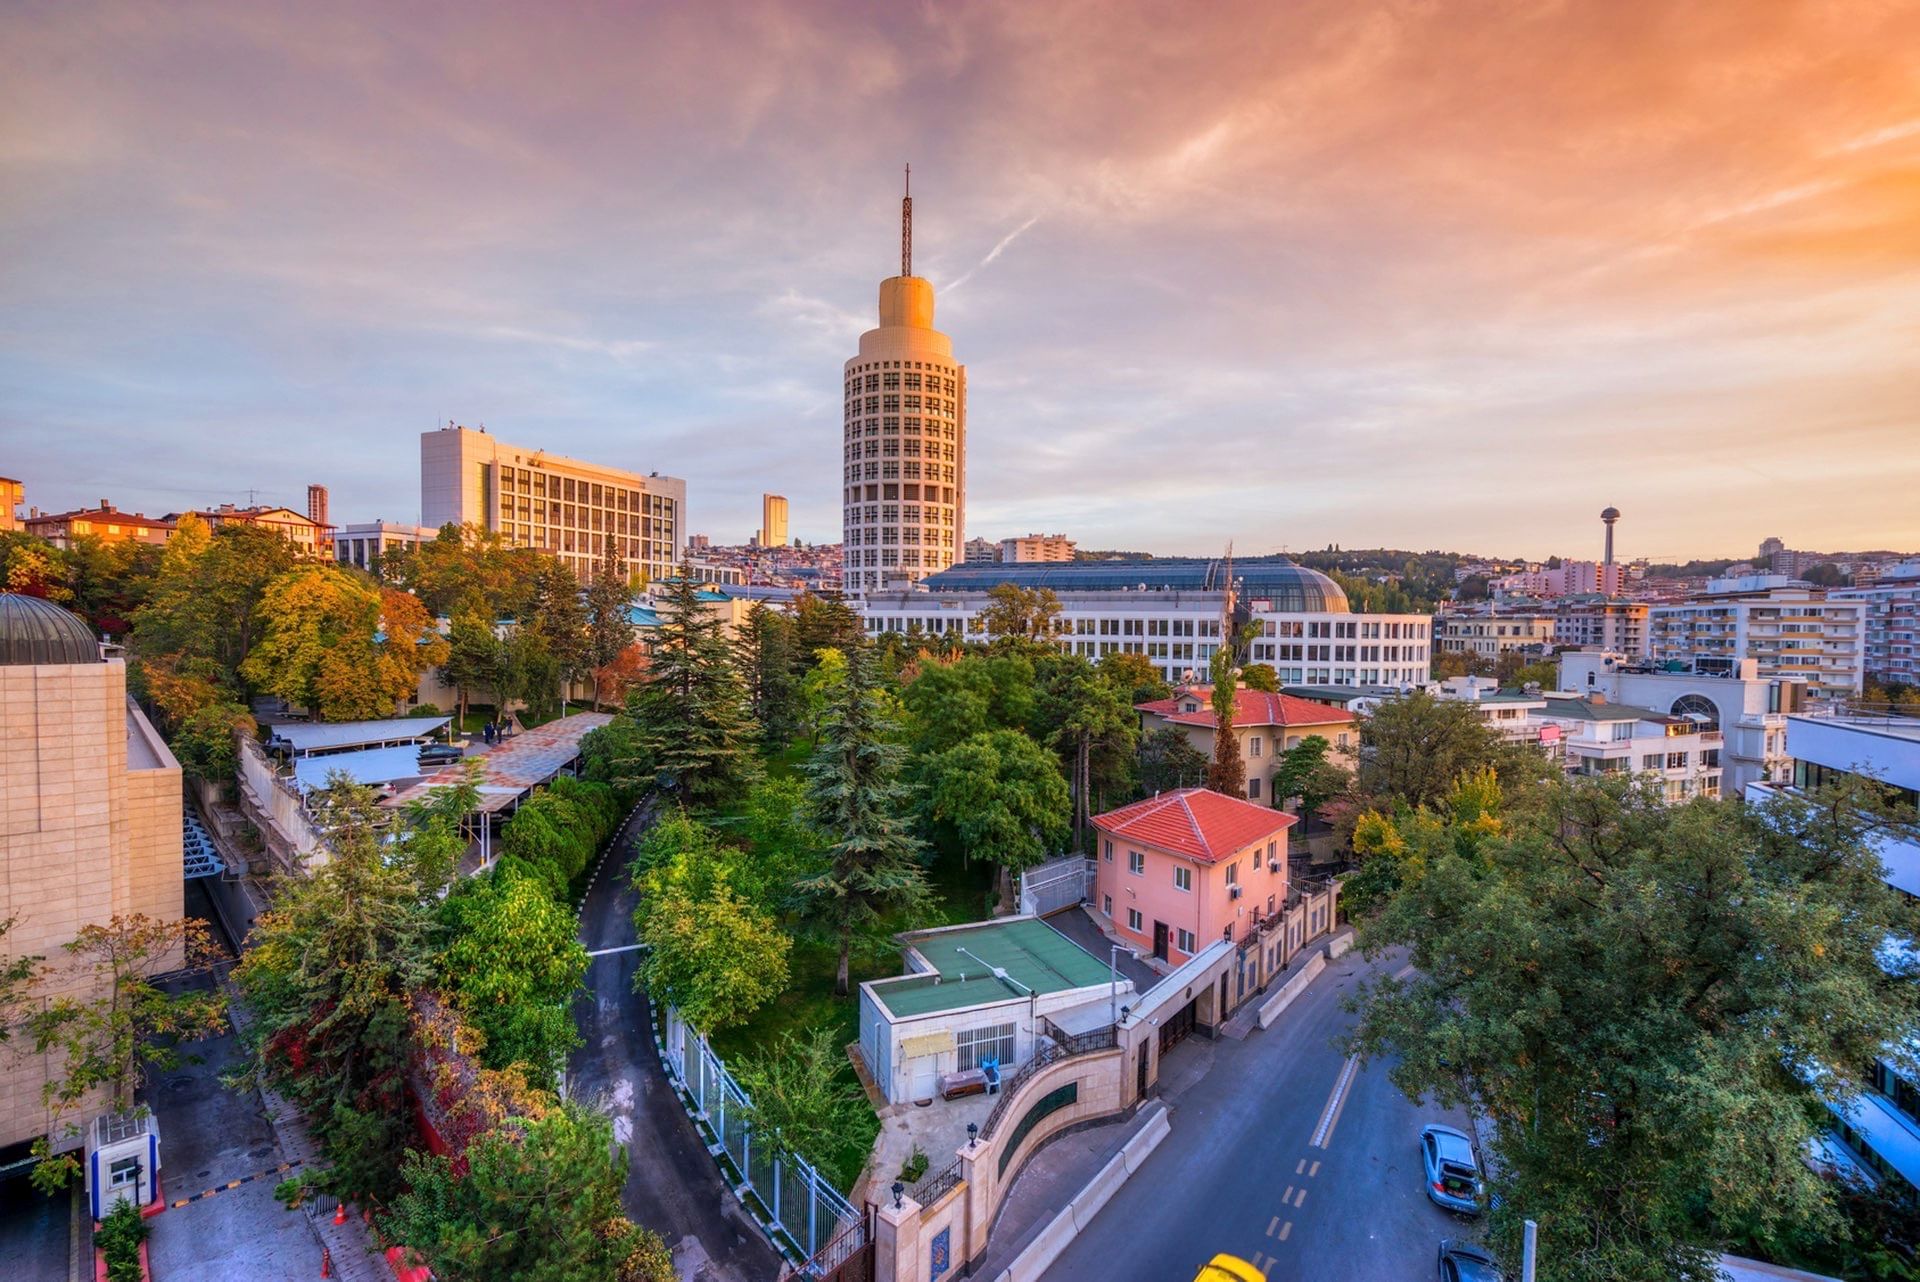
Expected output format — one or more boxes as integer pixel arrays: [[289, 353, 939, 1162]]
[[1139, 726, 1207, 794], [621, 576, 759, 807], [1270, 734, 1351, 825], [234, 775, 475, 1201], [168, 700, 257, 782], [1204, 652, 1246, 795], [634, 849, 789, 1033], [1801, 562, 1848, 587], [900, 653, 1035, 755], [525, 559, 590, 712], [26, 916, 227, 1190], [920, 729, 1071, 908], [383, 523, 543, 621], [442, 613, 498, 728], [732, 1028, 875, 1191], [583, 545, 634, 709], [978, 583, 1062, 645], [1240, 662, 1278, 692], [739, 603, 800, 749], [1347, 775, 1920, 1282], [1039, 660, 1136, 851], [435, 867, 588, 1088], [735, 777, 829, 915], [1098, 651, 1169, 705], [1358, 689, 1540, 811], [387, 1100, 645, 1282], [791, 592, 863, 672], [239, 565, 399, 720], [799, 646, 849, 747], [0, 917, 44, 1049], [800, 646, 929, 996]]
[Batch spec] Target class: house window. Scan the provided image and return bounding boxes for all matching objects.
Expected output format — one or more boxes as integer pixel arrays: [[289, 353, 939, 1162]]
[[1249, 736, 1263, 758], [1102, 894, 1113, 917], [1176, 928, 1196, 953], [1667, 752, 1687, 769], [1247, 777, 1261, 799], [1129, 851, 1145, 875], [1225, 862, 1239, 886], [1127, 908, 1143, 931], [109, 1156, 139, 1189], [1103, 839, 1113, 861], [956, 1023, 1016, 1072], [1174, 866, 1192, 892]]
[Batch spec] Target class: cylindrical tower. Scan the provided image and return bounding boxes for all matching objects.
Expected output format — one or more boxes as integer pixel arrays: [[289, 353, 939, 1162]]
[[1601, 506, 1620, 566], [841, 174, 965, 596]]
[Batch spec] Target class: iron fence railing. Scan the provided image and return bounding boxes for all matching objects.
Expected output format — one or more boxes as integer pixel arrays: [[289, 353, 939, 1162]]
[[978, 1026, 1117, 1142], [906, 1156, 962, 1208], [797, 1206, 872, 1280]]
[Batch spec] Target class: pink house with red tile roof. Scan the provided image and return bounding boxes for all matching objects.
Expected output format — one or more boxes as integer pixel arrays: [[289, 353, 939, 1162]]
[[1137, 686, 1356, 806], [1091, 788, 1296, 965]]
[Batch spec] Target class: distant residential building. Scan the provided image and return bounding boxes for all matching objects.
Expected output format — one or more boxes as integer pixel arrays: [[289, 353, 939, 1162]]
[[1493, 559, 1626, 599], [1537, 694, 1722, 802], [1429, 675, 1554, 752], [1435, 610, 1557, 659], [419, 423, 686, 585], [0, 595, 183, 1156], [687, 533, 711, 550], [863, 557, 1433, 688], [682, 554, 746, 586], [1557, 652, 1799, 792], [25, 501, 175, 550], [0, 477, 22, 532], [1552, 598, 1649, 657], [963, 537, 999, 564], [1834, 561, 1920, 687], [1001, 533, 1075, 563], [841, 178, 965, 594], [758, 493, 788, 548], [335, 520, 435, 572], [1092, 788, 1298, 966], [1649, 577, 1866, 701], [1136, 687, 1356, 804], [306, 483, 330, 531], [177, 503, 329, 558]]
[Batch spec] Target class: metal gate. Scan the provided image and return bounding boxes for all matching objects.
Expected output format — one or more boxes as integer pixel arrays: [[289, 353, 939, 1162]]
[[801, 1208, 874, 1282], [1158, 998, 1197, 1053], [1018, 855, 1093, 917]]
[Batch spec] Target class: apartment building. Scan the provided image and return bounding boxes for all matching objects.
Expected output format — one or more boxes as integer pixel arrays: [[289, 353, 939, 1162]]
[[862, 557, 1432, 688], [178, 503, 330, 557], [334, 520, 436, 573], [25, 501, 176, 549], [758, 493, 788, 548], [1539, 694, 1723, 802], [1649, 577, 1865, 701], [1000, 533, 1075, 563], [0, 478, 22, 532], [1552, 598, 1649, 657], [1834, 561, 1920, 687], [1492, 559, 1626, 599], [1136, 687, 1356, 803], [420, 424, 686, 585], [1435, 610, 1557, 659], [962, 537, 998, 564]]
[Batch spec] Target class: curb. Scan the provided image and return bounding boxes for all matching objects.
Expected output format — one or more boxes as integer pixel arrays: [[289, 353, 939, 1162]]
[[1257, 953, 1327, 1029], [991, 1102, 1170, 1282]]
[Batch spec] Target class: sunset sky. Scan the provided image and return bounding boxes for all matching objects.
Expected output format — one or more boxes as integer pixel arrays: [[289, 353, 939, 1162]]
[[4, 1, 1918, 560]]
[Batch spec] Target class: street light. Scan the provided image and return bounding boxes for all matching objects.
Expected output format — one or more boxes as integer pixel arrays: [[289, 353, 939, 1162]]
[[1109, 944, 1130, 1027], [967, 1122, 978, 1150], [892, 1181, 905, 1210]]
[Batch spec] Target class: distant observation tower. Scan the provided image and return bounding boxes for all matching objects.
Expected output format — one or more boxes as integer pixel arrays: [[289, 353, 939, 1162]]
[[840, 167, 967, 595], [1601, 506, 1621, 568]]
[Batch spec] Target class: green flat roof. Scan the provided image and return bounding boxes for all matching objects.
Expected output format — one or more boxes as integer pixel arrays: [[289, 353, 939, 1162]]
[[869, 917, 1114, 1019], [1542, 697, 1667, 722]]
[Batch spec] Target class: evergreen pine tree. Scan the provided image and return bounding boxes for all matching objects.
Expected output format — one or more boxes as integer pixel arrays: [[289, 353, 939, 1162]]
[[740, 602, 800, 750], [799, 645, 928, 995], [1204, 648, 1246, 796], [624, 576, 758, 807], [583, 544, 634, 710]]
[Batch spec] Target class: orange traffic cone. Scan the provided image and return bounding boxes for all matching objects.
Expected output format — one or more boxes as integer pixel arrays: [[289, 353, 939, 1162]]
[[321, 1245, 333, 1277], [333, 1200, 347, 1225]]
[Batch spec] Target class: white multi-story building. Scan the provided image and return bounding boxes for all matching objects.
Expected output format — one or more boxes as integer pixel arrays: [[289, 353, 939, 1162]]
[[862, 558, 1431, 688], [1435, 610, 1557, 659], [1557, 652, 1798, 794], [1551, 598, 1649, 657], [419, 424, 685, 585], [841, 179, 965, 595], [1648, 577, 1865, 701], [1834, 561, 1920, 688], [1538, 694, 1723, 802], [1000, 533, 1075, 563], [1745, 708, 1920, 1203], [334, 520, 436, 573]]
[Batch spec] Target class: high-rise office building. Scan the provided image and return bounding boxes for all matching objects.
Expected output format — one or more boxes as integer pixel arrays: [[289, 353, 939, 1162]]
[[760, 493, 789, 548], [841, 171, 966, 594], [420, 424, 685, 585], [306, 483, 330, 529]]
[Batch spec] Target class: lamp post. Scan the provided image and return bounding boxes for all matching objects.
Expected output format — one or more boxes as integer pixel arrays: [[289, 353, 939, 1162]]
[[1109, 944, 1128, 1027]]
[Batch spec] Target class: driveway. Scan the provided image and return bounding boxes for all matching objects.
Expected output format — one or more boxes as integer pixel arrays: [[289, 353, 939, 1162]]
[[570, 800, 781, 1282]]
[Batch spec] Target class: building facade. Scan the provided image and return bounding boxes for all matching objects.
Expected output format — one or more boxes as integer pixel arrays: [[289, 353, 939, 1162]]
[[1649, 577, 1866, 701], [759, 493, 788, 548], [420, 424, 686, 585], [1436, 611, 1557, 659], [1557, 652, 1797, 793], [0, 596, 183, 1155], [962, 537, 998, 564], [1135, 688, 1356, 804], [180, 504, 329, 557], [1539, 695, 1723, 802], [334, 520, 436, 573], [1000, 533, 1075, 563], [24, 502, 175, 549], [841, 183, 965, 594], [1552, 598, 1649, 657], [862, 558, 1432, 689], [1092, 788, 1297, 966], [1492, 559, 1626, 599], [0, 478, 21, 533], [306, 483, 329, 530], [1834, 562, 1920, 688]]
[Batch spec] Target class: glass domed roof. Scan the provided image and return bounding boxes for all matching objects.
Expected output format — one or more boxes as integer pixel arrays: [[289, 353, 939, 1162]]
[[921, 556, 1351, 613]]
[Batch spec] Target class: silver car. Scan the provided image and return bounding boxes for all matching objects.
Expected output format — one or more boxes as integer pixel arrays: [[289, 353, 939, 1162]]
[[1420, 1124, 1484, 1215]]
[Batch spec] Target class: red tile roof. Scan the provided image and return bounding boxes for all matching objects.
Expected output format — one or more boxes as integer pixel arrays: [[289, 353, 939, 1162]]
[[1137, 687, 1355, 730], [1092, 787, 1295, 863]]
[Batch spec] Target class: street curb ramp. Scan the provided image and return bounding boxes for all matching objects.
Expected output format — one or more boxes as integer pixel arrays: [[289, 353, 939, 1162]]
[[992, 1103, 1171, 1282], [1257, 953, 1326, 1029]]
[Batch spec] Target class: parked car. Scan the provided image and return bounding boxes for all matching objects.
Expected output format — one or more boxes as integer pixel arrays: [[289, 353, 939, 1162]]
[[1195, 1255, 1265, 1282], [1420, 1124, 1485, 1214], [1438, 1239, 1503, 1282], [416, 743, 464, 767]]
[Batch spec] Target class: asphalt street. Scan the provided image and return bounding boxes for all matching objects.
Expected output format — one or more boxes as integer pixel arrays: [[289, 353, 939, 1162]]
[[1041, 945, 1480, 1282], [568, 800, 782, 1282]]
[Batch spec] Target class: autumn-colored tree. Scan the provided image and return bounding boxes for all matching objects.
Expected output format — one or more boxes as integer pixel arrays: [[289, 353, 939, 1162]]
[[593, 642, 648, 708], [239, 565, 387, 719]]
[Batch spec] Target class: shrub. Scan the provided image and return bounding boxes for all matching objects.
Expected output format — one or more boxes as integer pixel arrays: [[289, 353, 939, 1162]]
[[97, 1199, 148, 1282]]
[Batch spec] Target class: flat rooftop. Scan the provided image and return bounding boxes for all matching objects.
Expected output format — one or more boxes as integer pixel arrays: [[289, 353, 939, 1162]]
[[382, 712, 610, 815], [869, 917, 1115, 1019]]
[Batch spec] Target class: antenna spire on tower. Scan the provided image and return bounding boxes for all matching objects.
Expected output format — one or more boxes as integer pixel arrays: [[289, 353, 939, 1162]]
[[901, 164, 913, 277]]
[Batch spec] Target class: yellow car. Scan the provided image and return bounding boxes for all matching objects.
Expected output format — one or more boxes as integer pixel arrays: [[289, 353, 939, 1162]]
[[1195, 1255, 1266, 1282]]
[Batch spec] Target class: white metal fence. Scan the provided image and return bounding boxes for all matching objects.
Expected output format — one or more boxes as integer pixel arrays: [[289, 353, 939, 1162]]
[[1019, 855, 1095, 917], [658, 1005, 858, 1262]]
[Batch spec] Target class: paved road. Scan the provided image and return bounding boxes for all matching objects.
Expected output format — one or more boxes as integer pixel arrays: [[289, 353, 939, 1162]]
[[1043, 946, 1478, 1282], [569, 801, 781, 1282]]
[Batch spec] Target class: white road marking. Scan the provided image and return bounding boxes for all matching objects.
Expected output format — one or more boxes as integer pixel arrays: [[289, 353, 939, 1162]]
[[1393, 963, 1416, 981], [588, 943, 645, 957], [1278, 1221, 1292, 1241], [1308, 1160, 1320, 1178], [1311, 1055, 1361, 1149]]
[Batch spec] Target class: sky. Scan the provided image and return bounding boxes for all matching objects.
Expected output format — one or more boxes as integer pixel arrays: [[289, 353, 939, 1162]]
[[3, 1, 1918, 562]]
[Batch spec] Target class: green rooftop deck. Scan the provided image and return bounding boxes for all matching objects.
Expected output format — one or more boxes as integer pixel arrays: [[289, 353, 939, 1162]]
[[868, 917, 1114, 1019]]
